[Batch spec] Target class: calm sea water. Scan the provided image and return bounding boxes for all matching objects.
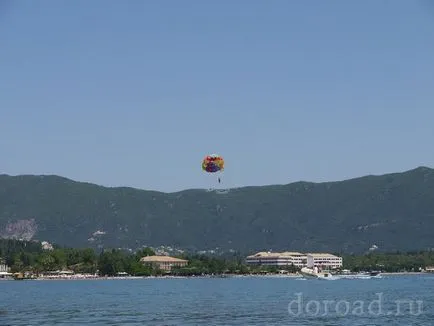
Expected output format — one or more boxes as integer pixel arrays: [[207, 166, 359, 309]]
[[0, 275, 433, 325]]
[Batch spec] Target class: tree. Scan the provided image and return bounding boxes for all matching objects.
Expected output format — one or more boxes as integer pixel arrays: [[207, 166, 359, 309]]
[[37, 253, 57, 271], [97, 249, 127, 276]]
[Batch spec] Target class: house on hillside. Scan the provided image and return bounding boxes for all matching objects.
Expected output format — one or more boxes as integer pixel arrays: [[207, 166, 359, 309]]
[[140, 255, 188, 272], [41, 241, 54, 250]]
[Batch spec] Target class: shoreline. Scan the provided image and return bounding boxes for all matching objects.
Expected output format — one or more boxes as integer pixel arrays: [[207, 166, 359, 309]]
[[5, 271, 432, 281], [7, 273, 303, 281]]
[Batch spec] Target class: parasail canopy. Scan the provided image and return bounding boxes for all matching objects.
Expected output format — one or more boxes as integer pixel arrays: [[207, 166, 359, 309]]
[[202, 154, 224, 173]]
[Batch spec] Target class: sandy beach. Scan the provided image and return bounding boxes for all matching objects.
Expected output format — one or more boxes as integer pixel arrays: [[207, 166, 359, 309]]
[[5, 271, 432, 281], [12, 273, 302, 281]]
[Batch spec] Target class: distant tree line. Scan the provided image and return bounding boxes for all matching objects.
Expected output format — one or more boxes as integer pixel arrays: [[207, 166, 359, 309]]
[[0, 239, 301, 276], [342, 251, 434, 272], [0, 239, 163, 276], [2, 239, 434, 276]]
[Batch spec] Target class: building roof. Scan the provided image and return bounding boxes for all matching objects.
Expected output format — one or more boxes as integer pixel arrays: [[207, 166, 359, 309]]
[[246, 251, 305, 259], [306, 253, 341, 258], [140, 255, 188, 263], [0, 271, 12, 275], [246, 251, 343, 259]]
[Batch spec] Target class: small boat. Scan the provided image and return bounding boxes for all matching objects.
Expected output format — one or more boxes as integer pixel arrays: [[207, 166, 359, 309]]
[[333, 269, 381, 279], [300, 267, 334, 280]]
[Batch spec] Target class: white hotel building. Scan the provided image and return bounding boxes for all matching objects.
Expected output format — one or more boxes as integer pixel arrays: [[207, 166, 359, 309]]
[[306, 253, 343, 269], [245, 251, 307, 268], [246, 251, 342, 269]]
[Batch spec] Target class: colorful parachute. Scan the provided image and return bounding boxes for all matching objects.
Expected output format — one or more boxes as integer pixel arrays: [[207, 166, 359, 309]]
[[202, 154, 224, 173]]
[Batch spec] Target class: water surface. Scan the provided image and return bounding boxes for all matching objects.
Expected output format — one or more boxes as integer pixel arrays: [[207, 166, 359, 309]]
[[1, 275, 433, 325]]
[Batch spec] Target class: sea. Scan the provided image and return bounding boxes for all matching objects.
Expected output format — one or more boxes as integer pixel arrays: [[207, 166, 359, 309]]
[[0, 274, 433, 325]]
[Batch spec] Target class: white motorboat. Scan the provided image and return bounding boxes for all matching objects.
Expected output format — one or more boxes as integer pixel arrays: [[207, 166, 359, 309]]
[[333, 269, 382, 279], [300, 266, 334, 280]]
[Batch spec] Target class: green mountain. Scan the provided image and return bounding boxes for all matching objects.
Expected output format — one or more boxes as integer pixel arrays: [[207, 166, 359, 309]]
[[1, 166, 434, 254]]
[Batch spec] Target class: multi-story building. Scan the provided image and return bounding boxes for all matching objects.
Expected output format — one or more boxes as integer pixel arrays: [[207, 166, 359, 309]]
[[306, 253, 343, 269], [246, 251, 343, 269], [0, 259, 12, 279], [140, 255, 188, 272], [245, 251, 307, 268]]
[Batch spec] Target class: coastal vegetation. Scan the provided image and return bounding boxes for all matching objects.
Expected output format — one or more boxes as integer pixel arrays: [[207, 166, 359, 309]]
[[2, 239, 434, 277], [1, 166, 434, 254], [0, 239, 294, 276], [342, 251, 434, 273]]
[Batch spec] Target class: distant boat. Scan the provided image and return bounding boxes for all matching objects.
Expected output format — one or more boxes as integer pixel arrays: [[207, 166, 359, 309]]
[[333, 269, 381, 279], [301, 268, 381, 280]]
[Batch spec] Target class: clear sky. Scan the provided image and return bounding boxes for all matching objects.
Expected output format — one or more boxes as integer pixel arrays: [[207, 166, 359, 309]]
[[1, 0, 434, 192]]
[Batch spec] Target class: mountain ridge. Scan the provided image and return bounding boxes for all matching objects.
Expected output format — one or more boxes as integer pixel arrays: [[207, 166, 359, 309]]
[[1, 165, 431, 193], [0, 165, 433, 255]]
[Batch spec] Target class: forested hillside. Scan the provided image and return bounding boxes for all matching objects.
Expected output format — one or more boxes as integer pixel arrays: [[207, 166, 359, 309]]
[[1, 166, 433, 254]]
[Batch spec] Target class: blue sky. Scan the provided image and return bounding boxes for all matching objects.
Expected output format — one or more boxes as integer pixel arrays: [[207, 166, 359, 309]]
[[1, 0, 434, 192]]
